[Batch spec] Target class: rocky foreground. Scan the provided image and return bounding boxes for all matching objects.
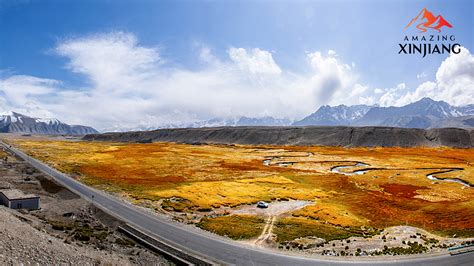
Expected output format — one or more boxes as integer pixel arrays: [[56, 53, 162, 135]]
[[83, 126, 474, 148], [0, 207, 129, 265], [0, 148, 171, 265]]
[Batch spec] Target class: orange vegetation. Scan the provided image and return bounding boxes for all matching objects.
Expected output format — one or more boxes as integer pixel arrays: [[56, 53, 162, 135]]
[[6, 136, 474, 238]]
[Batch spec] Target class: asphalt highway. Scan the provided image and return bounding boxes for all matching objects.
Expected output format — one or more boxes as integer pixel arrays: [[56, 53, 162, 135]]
[[2, 140, 473, 266]]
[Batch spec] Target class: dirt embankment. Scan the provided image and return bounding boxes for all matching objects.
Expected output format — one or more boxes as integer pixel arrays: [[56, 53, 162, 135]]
[[0, 149, 171, 265], [83, 126, 474, 148]]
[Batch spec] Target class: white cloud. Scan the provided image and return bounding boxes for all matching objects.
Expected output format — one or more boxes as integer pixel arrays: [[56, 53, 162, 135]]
[[2, 32, 373, 131], [378, 83, 408, 106], [56, 32, 160, 93], [327, 50, 337, 57], [11, 32, 473, 131], [374, 88, 384, 94], [0, 75, 58, 117], [1, 75, 57, 103], [228, 47, 282, 75], [416, 72, 427, 79], [378, 47, 474, 107], [305, 51, 368, 106]]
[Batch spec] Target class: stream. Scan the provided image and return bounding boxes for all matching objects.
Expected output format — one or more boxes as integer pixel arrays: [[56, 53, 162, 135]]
[[426, 168, 472, 187], [262, 153, 472, 188], [330, 162, 370, 175]]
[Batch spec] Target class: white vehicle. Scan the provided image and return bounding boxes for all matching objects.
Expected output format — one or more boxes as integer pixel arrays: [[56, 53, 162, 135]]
[[256, 201, 269, 208]]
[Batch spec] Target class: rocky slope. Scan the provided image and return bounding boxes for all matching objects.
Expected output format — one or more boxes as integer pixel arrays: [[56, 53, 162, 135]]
[[0, 112, 98, 135], [83, 126, 474, 148], [293, 104, 372, 126], [294, 98, 474, 129]]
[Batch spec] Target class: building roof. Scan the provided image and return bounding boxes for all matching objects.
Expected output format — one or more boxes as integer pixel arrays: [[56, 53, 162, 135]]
[[0, 189, 39, 200]]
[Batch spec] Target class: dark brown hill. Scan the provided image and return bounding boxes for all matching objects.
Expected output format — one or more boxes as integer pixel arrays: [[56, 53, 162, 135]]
[[82, 126, 473, 148]]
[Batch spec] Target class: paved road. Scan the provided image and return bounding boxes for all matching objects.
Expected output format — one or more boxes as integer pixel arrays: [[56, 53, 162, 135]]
[[2, 141, 473, 266]]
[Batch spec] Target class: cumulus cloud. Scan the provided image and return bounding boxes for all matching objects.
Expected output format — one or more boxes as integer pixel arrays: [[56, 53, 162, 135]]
[[379, 47, 474, 106], [228, 47, 282, 75], [10, 32, 473, 131], [0, 75, 57, 117], [305, 50, 367, 106], [56, 32, 160, 92], [2, 32, 372, 131]]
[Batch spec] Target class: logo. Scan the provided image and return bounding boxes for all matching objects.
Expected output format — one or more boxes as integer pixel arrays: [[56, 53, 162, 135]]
[[406, 8, 452, 33], [398, 8, 460, 57]]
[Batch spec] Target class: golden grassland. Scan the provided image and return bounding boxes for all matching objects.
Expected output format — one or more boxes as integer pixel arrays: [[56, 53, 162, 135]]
[[5, 136, 474, 241]]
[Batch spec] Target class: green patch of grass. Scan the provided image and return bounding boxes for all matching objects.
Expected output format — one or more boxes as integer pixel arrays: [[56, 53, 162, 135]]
[[72, 223, 109, 241], [197, 215, 265, 240], [371, 242, 428, 256], [273, 217, 379, 242], [115, 237, 135, 246], [50, 220, 73, 231], [49, 220, 109, 242]]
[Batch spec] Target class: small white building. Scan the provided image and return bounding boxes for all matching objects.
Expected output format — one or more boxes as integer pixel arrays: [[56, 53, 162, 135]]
[[0, 189, 40, 210]]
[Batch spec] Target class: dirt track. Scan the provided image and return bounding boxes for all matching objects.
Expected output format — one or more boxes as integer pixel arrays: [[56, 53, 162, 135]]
[[233, 200, 313, 247]]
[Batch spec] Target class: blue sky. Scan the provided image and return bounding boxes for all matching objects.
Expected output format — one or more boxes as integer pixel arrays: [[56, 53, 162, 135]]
[[0, 0, 473, 131]]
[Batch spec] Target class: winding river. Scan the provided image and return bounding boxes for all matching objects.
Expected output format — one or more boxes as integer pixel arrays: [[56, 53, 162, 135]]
[[330, 163, 370, 175], [426, 168, 472, 187], [262, 153, 472, 188]]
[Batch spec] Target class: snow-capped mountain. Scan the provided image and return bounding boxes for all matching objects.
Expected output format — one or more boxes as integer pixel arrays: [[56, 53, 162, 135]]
[[106, 116, 292, 132], [235, 116, 291, 126], [361, 97, 463, 123], [189, 116, 291, 127], [0, 112, 99, 135], [294, 98, 474, 129], [293, 104, 373, 126], [457, 104, 474, 116], [101, 98, 474, 132]]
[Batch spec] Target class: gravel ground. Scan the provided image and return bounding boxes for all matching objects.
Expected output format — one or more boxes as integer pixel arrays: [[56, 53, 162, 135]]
[[0, 148, 172, 265], [0, 206, 130, 265]]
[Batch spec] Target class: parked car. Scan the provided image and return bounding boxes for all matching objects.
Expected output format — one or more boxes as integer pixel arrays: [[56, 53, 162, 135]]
[[256, 201, 269, 208]]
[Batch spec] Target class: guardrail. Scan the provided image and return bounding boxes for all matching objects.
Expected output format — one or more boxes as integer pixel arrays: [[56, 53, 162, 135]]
[[449, 245, 474, 256], [448, 243, 474, 251], [118, 224, 212, 265]]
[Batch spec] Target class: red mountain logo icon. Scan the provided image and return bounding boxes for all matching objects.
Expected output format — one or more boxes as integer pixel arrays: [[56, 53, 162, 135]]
[[406, 8, 453, 33]]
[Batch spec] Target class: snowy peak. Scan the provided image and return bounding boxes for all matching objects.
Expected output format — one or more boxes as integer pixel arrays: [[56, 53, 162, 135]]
[[35, 118, 62, 125], [0, 111, 24, 123], [363, 97, 463, 123], [294, 98, 473, 129], [293, 104, 373, 126], [236, 116, 291, 126], [0, 112, 98, 135]]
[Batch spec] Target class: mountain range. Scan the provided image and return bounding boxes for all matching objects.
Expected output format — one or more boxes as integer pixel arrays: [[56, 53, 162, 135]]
[[141, 98, 473, 130], [0, 112, 98, 135], [293, 97, 474, 129], [293, 104, 372, 126], [132, 116, 293, 131], [2, 97, 473, 135]]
